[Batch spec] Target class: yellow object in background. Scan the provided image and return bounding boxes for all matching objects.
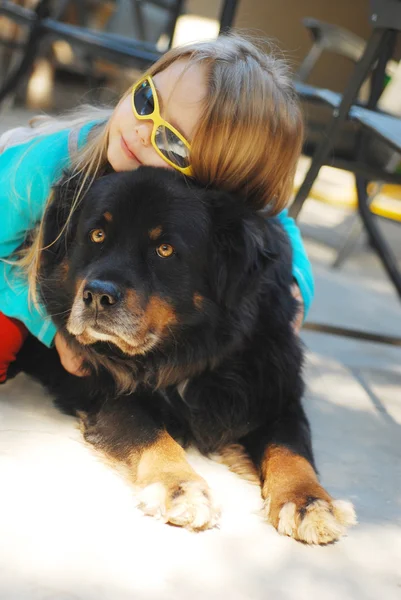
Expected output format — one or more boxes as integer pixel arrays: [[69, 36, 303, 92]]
[[295, 156, 401, 222]]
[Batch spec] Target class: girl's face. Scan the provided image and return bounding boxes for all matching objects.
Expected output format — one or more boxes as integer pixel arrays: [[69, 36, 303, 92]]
[[107, 60, 206, 172]]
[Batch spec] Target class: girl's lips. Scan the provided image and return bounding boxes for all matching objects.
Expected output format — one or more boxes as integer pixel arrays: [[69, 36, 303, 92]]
[[120, 135, 141, 163]]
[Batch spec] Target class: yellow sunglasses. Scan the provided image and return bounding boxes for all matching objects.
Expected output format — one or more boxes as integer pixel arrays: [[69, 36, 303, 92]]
[[131, 75, 193, 176]]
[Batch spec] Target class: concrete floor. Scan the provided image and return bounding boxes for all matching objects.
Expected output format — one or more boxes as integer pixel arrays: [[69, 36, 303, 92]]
[[0, 108, 401, 599]]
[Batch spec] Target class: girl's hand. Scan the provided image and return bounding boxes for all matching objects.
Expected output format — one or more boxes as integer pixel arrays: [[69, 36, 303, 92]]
[[54, 331, 90, 377], [291, 282, 304, 334]]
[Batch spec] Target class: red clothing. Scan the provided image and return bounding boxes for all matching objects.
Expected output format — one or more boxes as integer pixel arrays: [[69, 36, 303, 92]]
[[0, 312, 27, 382]]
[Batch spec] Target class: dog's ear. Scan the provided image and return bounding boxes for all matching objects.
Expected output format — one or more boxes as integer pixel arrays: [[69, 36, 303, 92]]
[[41, 170, 91, 262], [207, 190, 278, 308]]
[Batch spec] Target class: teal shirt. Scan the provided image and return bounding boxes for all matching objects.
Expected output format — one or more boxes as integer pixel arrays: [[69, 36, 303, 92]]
[[277, 209, 314, 317], [0, 122, 95, 346], [0, 123, 314, 347]]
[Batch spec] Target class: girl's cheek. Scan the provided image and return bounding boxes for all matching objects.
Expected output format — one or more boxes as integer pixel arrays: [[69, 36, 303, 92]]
[[111, 97, 135, 131], [148, 153, 175, 170]]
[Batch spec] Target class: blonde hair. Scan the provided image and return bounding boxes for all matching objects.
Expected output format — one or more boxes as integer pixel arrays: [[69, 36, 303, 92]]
[[14, 32, 303, 305], [147, 34, 303, 213], [15, 106, 113, 305]]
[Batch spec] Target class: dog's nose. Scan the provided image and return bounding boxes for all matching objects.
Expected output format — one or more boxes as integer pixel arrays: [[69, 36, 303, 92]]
[[83, 280, 123, 309]]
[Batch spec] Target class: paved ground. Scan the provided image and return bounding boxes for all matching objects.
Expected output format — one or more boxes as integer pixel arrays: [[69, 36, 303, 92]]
[[0, 107, 401, 599]]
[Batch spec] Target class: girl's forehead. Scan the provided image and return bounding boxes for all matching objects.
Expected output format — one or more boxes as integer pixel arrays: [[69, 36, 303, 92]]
[[152, 60, 207, 140]]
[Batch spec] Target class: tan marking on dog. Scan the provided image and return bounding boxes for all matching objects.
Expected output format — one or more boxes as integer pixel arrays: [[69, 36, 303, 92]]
[[149, 225, 163, 240], [103, 211, 113, 222], [132, 430, 193, 482], [58, 259, 70, 282], [125, 288, 142, 315], [156, 358, 209, 389], [144, 296, 177, 332], [193, 293, 204, 310], [76, 330, 97, 345], [128, 431, 220, 530], [156, 350, 221, 388], [67, 279, 88, 336], [261, 445, 356, 544], [75, 278, 85, 295], [217, 444, 260, 485]]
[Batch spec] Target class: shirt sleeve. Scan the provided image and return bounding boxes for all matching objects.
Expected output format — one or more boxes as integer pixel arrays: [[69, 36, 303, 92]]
[[0, 122, 99, 346], [0, 129, 71, 258], [0, 260, 57, 347], [277, 209, 315, 319], [0, 129, 72, 345]]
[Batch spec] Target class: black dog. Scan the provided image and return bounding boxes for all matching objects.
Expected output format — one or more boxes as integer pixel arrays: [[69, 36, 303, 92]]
[[21, 166, 355, 543]]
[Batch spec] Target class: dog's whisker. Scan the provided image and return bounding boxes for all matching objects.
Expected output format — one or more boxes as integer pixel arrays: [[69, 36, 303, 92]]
[[47, 308, 71, 318]]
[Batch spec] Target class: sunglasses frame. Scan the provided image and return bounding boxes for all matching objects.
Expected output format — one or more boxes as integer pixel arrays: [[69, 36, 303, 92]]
[[131, 75, 193, 176]]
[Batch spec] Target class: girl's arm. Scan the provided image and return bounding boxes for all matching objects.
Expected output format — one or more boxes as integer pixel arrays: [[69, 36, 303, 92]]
[[0, 122, 96, 348], [0, 130, 72, 346], [0, 261, 57, 346], [0, 130, 71, 257], [0, 121, 96, 256], [277, 209, 314, 320]]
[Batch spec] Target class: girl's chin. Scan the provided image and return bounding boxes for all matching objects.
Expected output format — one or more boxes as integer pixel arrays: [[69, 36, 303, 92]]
[[107, 142, 138, 172]]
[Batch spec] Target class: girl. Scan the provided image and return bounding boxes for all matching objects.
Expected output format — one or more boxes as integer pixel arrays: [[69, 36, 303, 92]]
[[0, 33, 312, 381]]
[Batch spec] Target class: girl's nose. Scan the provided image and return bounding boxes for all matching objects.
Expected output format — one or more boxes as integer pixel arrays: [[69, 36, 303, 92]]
[[135, 124, 152, 147]]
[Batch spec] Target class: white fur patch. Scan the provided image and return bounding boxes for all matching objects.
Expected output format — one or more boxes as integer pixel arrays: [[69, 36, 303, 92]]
[[136, 480, 221, 531], [278, 498, 357, 545], [278, 502, 297, 537]]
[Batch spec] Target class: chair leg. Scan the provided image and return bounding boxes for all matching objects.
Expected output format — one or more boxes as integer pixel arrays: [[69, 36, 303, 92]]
[[219, 0, 240, 34], [0, 8, 45, 107], [295, 43, 324, 82], [0, 34, 39, 105], [331, 214, 365, 269], [0, 1, 54, 106], [356, 175, 401, 300], [332, 182, 384, 269], [290, 28, 387, 220]]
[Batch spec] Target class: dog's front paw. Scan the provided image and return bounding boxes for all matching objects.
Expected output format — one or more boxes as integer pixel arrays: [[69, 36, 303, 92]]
[[265, 493, 356, 545], [136, 477, 220, 531]]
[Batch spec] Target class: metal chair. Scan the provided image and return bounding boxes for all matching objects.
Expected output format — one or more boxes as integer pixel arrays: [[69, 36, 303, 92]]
[[291, 0, 401, 347], [294, 17, 397, 178], [295, 16, 401, 270]]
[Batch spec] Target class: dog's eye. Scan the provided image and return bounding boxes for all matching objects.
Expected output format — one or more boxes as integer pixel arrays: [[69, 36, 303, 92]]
[[156, 244, 174, 258], [90, 228, 106, 243]]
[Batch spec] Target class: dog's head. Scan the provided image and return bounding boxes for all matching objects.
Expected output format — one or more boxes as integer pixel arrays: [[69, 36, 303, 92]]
[[41, 167, 284, 360]]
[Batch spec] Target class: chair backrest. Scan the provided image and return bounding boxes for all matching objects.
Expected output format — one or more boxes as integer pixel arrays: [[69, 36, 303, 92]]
[[303, 18, 365, 62], [295, 13, 400, 105], [370, 0, 401, 31], [106, 0, 184, 49], [295, 18, 367, 83]]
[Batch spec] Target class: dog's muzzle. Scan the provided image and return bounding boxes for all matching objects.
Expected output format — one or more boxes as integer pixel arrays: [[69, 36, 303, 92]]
[[66, 278, 173, 355]]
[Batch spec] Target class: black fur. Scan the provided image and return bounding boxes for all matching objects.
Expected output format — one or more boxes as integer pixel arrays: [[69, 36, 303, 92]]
[[19, 167, 314, 471]]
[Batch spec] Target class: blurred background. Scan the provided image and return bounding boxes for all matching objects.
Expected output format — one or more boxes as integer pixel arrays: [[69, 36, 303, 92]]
[[0, 0, 377, 111]]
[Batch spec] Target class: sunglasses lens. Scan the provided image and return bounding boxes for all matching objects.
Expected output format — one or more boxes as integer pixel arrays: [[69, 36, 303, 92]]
[[155, 126, 190, 168], [133, 79, 154, 116]]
